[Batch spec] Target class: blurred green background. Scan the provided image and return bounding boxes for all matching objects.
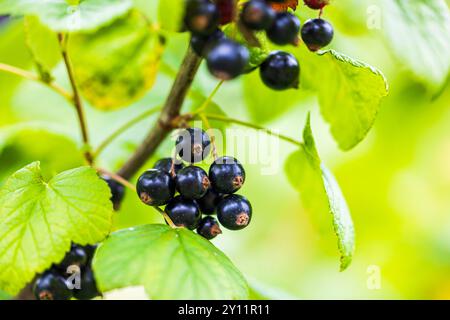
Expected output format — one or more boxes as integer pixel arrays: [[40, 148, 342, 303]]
[[0, 0, 449, 299]]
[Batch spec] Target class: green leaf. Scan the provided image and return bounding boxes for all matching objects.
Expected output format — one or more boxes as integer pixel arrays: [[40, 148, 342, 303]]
[[382, 0, 450, 92], [69, 11, 164, 110], [297, 49, 388, 150], [93, 224, 249, 300], [158, 0, 185, 32], [0, 0, 133, 32], [24, 16, 61, 82], [285, 115, 355, 271], [0, 162, 113, 294]]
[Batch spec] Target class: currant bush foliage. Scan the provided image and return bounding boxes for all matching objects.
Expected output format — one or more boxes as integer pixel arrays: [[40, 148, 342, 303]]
[[0, 163, 113, 294], [93, 224, 248, 300], [382, 0, 450, 93], [69, 12, 164, 110], [0, 0, 133, 32], [285, 115, 355, 270], [297, 49, 388, 151]]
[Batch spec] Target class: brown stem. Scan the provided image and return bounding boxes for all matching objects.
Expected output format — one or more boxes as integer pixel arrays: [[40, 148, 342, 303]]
[[58, 33, 93, 165], [117, 47, 202, 179]]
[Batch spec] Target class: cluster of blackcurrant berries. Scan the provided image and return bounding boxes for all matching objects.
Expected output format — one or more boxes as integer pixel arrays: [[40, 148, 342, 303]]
[[184, 0, 334, 91], [136, 128, 252, 240], [33, 244, 100, 300]]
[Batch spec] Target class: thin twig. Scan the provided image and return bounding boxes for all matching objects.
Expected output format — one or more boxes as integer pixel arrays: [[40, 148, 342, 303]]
[[0, 62, 72, 101], [58, 33, 93, 165], [197, 113, 303, 147], [93, 105, 162, 159], [192, 80, 224, 115]]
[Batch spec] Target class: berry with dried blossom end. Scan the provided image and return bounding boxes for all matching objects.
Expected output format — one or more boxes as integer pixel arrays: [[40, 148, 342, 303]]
[[209, 156, 246, 194], [176, 166, 210, 200], [136, 169, 175, 206], [197, 216, 222, 239], [217, 194, 252, 230]]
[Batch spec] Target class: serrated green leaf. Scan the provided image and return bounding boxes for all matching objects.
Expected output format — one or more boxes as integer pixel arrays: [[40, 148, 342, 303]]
[[158, 0, 185, 32], [93, 224, 249, 300], [297, 48, 388, 150], [0, 162, 114, 294], [24, 16, 61, 82], [382, 0, 450, 93], [285, 115, 355, 271], [0, 0, 133, 32], [69, 11, 164, 110]]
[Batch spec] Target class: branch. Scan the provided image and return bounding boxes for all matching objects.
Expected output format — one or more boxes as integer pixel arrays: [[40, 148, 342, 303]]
[[58, 33, 94, 165], [0, 62, 72, 101], [117, 47, 202, 180]]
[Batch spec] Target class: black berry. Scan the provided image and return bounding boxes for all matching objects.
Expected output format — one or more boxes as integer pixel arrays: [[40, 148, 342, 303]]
[[197, 188, 223, 215], [206, 39, 250, 80], [217, 194, 252, 230], [209, 156, 245, 194], [176, 166, 210, 200], [136, 169, 175, 206], [266, 12, 300, 45], [304, 0, 329, 10], [260, 51, 300, 90], [33, 271, 72, 300], [165, 196, 202, 230], [185, 0, 220, 35], [176, 128, 211, 163], [191, 28, 225, 57], [73, 267, 100, 300], [241, 0, 275, 31], [59, 244, 88, 271], [197, 216, 222, 240], [101, 175, 125, 211], [301, 18, 334, 51], [154, 158, 185, 176]]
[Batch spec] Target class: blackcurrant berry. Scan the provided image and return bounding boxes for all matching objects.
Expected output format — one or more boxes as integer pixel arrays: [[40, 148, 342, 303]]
[[73, 267, 100, 300], [197, 216, 222, 240], [197, 188, 223, 215], [165, 196, 202, 230], [209, 156, 245, 194], [176, 166, 210, 199], [304, 0, 329, 10], [217, 194, 252, 230], [301, 18, 334, 51], [176, 128, 211, 163], [33, 271, 72, 300], [191, 28, 225, 57], [59, 244, 88, 271], [136, 169, 175, 206], [260, 51, 300, 90], [154, 158, 185, 176], [206, 39, 250, 80], [185, 0, 220, 35], [266, 12, 300, 45], [241, 0, 275, 31], [101, 175, 125, 211]]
